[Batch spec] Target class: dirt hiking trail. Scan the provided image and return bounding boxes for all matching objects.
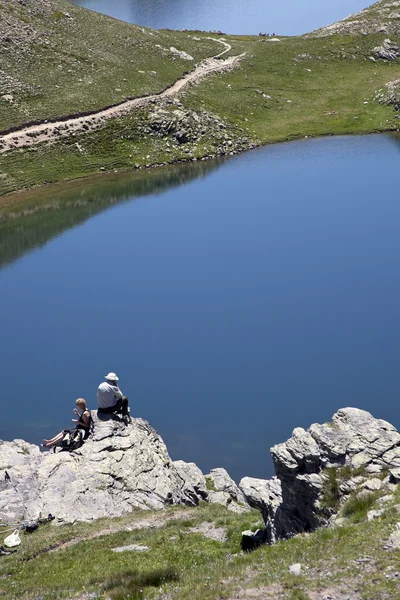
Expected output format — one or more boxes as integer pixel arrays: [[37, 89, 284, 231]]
[[0, 39, 244, 154]]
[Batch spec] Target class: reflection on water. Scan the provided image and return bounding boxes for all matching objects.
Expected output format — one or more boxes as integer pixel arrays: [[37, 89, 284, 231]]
[[0, 160, 220, 270], [69, 0, 371, 36]]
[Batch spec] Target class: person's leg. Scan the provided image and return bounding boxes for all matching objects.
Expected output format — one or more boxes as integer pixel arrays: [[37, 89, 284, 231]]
[[112, 398, 123, 413], [121, 396, 129, 417], [97, 406, 115, 415], [42, 431, 64, 447]]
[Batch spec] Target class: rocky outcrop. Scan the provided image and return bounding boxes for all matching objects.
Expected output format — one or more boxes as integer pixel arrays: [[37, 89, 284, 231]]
[[0, 415, 196, 524], [240, 408, 400, 543], [376, 78, 400, 111], [3, 406, 399, 539], [0, 413, 249, 525], [373, 38, 400, 60]]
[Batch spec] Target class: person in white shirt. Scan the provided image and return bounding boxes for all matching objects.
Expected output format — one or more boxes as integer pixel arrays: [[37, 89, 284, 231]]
[[97, 372, 131, 424]]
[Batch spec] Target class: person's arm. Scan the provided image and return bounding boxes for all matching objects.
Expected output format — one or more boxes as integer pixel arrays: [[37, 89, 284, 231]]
[[81, 410, 91, 428], [114, 386, 123, 400]]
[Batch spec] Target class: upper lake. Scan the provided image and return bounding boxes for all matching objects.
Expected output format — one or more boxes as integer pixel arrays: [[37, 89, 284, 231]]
[[1, 134, 400, 481], [69, 0, 371, 36]]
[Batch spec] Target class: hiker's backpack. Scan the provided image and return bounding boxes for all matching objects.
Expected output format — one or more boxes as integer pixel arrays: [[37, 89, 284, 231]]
[[60, 429, 84, 452]]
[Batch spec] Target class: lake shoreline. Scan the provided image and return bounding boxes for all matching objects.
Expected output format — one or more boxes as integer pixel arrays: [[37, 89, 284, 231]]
[[0, 126, 396, 214]]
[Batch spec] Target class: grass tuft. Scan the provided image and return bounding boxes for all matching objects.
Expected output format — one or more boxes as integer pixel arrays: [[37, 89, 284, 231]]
[[342, 491, 380, 522], [321, 468, 340, 512], [98, 567, 179, 600], [205, 476, 216, 491]]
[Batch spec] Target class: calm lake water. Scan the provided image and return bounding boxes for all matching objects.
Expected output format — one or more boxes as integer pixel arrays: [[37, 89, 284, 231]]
[[69, 0, 370, 36], [2, 134, 400, 481]]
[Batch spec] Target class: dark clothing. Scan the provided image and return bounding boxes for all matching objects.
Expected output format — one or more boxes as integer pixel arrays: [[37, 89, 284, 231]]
[[77, 411, 91, 439], [63, 411, 91, 440], [97, 396, 129, 417]]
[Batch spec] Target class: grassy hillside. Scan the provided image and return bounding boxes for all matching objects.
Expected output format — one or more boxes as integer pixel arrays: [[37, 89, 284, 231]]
[[0, 0, 219, 131], [0, 0, 400, 197], [2, 486, 400, 600]]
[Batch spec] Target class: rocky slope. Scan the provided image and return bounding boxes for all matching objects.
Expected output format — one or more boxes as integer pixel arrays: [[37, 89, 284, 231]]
[[2, 407, 400, 542], [0, 412, 248, 525], [311, 0, 400, 37]]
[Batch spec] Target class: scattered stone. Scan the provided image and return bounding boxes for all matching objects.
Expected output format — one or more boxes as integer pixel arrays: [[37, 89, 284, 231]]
[[188, 521, 227, 542], [362, 478, 382, 491], [112, 544, 149, 552], [169, 47, 193, 60], [377, 494, 395, 505], [367, 509, 384, 521], [289, 563, 302, 576], [383, 526, 400, 550]]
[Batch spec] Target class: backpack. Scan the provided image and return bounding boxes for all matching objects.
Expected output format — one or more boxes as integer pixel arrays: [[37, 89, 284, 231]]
[[60, 428, 84, 452]]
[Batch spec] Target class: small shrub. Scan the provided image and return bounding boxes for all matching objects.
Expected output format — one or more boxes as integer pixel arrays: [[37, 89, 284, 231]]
[[205, 476, 216, 491], [321, 468, 340, 511], [339, 464, 366, 480], [342, 491, 379, 522], [289, 588, 310, 600]]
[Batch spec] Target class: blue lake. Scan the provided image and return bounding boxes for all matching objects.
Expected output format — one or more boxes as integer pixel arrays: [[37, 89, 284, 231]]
[[1, 134, 400, 481], [69, 0, 371, 36]]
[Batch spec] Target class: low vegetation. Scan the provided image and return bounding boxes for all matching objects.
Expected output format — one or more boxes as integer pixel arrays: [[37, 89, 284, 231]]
[[2, 486, 400, 600], [342, 490, 380, 522], [0, 0, 219, 130]]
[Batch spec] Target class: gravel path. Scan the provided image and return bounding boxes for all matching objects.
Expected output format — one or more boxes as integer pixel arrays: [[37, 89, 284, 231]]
[[0, 38, 243, 154]]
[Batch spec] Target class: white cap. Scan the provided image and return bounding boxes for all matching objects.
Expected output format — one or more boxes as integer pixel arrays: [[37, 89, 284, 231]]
[[105, 372, 119, 381]]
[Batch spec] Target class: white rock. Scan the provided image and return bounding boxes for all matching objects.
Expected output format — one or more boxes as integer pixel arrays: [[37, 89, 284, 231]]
[[170, 47, 193, 60], [363, 478, 383, 491], [378, 494, 395, 505], [206, 468, 247, 505], [174, 460, 207, 504], [112, 544, 149, 552], [289, 563, 302, 576], [367, 509, 384, 521]]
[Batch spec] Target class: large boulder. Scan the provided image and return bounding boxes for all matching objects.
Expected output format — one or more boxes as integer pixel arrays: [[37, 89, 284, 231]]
[[206, 467, 248, 505], [0, 414, 201, 524], [239, 476, 282, 543], [173, 460, 208, 504]]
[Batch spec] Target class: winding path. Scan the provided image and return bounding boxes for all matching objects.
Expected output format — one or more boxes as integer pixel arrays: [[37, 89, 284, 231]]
[[0, 39, 243, 154]]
